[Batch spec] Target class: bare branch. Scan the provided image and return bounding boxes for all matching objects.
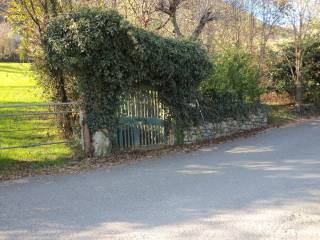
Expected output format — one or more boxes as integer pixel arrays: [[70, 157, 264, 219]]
[[192, 6, 220, 40], [155, 16, 170, 30], [156, 0, 185, 37]]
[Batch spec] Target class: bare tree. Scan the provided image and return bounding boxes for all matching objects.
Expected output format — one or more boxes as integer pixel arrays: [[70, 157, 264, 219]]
[[226, 0, 246, 47], [245, 0, 259, 54], [155, 0, 184, 37], [126, 0, 158, 29], [0, 22, 18, 59], [7, 0, 75, 136], [191, 0, 221, 39], [156, 0, 220, 39], [255, 0, 288, 67], [204, 0, 259, 53], [285, 0, 319, 111]]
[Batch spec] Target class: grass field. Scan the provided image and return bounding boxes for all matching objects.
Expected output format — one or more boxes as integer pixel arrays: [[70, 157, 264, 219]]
[[0, 63, 72, 176], [0, 62, 43, 103]]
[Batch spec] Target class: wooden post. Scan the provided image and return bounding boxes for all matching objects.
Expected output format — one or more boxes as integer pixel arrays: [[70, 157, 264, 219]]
[[80, 111, 93, 157]]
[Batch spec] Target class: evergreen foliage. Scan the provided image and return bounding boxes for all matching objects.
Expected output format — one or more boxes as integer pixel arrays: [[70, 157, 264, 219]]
[[268, 39, 320, 104], [201, 48, 262, 102], [43, 8, 212, 132]]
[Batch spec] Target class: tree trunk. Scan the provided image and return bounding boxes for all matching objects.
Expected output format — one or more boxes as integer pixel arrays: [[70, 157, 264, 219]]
[[80, 111, 93, 157], [192, 11, 215, 40], [259, 22, 267, 68], [171, 13, 182, 38], [56, 72, 73, 138], [249, 14, 256, 55], [295, 46, 303, 113]]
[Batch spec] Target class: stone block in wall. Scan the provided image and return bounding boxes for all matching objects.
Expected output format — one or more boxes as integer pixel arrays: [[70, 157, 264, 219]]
[[263, 117, 268, 124], [191, 135, 198, 142]]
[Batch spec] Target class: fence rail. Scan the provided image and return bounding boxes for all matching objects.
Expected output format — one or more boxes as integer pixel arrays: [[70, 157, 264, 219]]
[[0, 102, 79, 151], [116, 90, 167, 150], [0, 102, 78, 108], [0, 141, 74, 150], [0, 94, 166, 155]]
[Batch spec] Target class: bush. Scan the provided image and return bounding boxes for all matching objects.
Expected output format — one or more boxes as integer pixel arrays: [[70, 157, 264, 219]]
[[268, 39, 320, 105], [201, 48, 262, 102], [43, 8, 212, 132], [197, 91, 265, 123], [267, 46, 295, 96]]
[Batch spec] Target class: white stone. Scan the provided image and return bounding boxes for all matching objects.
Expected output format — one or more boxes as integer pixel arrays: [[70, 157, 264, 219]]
[[93, 129, 112, 158]]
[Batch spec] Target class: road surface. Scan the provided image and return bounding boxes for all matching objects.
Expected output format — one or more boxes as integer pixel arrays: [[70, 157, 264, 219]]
[[1, 118, 320, 240]]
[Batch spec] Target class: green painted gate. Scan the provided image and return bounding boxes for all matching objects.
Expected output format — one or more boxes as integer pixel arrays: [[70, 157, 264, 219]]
[[116, 90, 167, 150]]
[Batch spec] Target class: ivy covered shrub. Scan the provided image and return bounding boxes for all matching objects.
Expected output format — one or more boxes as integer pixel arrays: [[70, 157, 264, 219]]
[[43, 8, 212, 132]]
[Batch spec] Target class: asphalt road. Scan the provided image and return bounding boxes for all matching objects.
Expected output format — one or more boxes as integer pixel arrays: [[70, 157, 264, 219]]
[[1, 119, 320, 240]]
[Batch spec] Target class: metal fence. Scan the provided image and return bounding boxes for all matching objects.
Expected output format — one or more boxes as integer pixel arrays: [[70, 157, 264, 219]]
[[116, 90, 167, 150], [0, 102, 79, 151], [0, 93, 166, 156]]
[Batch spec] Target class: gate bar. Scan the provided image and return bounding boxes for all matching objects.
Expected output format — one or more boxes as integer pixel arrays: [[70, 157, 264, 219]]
[[0, 102, 78, 108], [0, 141, 73, 150]]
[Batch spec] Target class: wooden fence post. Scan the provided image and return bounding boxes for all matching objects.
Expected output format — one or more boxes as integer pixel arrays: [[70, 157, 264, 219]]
[[80, 111, 93, 157]]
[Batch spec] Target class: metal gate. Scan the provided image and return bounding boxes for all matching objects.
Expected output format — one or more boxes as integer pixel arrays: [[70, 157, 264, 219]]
[[116, 90, 167, 150], [0, 97, 166, 156], [0, 102, 79, 152]]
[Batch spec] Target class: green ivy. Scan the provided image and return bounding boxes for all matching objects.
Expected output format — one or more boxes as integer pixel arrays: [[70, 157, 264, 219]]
[[43, 8, 212, 132]]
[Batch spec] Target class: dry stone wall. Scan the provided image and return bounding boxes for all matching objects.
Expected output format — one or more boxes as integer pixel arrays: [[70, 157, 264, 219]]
[[182, 112, 268, 144]]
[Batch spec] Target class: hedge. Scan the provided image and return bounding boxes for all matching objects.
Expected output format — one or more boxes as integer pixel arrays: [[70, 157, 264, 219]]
[[43, 8, 212, 132]]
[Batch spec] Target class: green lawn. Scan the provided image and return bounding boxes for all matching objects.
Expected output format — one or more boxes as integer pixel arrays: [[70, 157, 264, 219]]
[[0, 63, 72, 176], [0, 62, 43, 103]]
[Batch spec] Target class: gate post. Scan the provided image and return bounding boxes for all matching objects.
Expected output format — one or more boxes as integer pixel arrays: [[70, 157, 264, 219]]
[[80, 111, 93, 157]]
